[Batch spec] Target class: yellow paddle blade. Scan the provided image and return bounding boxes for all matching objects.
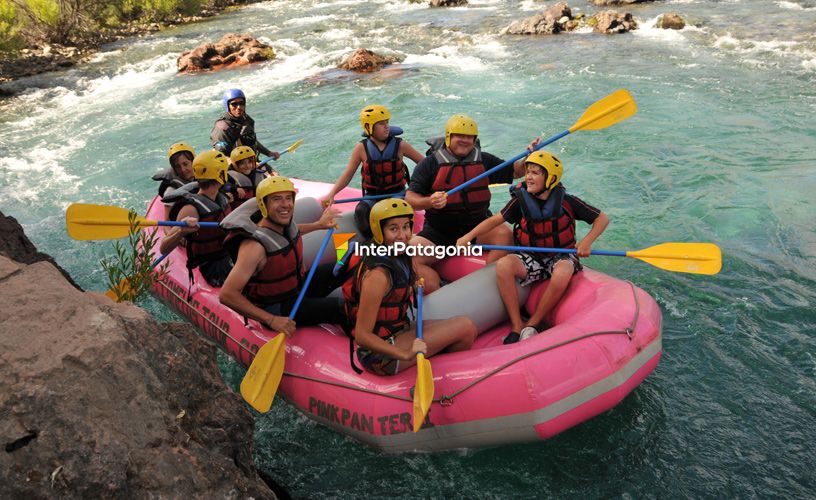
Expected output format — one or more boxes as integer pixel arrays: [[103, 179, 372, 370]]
[[412, 353, 434, 433], [286, 139, 304, 153], [66, 203, 152, 240], [627, 242, 722, 275], [569, 89, 637, 133], [240, 334, 286, 413]]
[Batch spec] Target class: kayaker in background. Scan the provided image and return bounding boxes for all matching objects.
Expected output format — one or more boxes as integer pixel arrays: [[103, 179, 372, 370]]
[[225, 145, 272, 211], [322, 104, 425, 238], [219, 176, 344, 336], [456, 151, 609, 344], [153, 142, 197, 219], [405, 114, 537, 293], [160, 150, 234, 288], [342, 198, 477, 376], [210, 88, 280, 161]]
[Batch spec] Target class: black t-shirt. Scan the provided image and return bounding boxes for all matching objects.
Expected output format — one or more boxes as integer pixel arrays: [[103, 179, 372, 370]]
[[501, 192, 601, 227], [409, 150, 514, 229]]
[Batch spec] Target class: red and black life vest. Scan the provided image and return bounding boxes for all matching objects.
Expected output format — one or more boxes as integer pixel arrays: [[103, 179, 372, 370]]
[[510, 184, 576, 251], [166, 186, 231, 270], [224, 223, 304, 306], [361, 136, 409, 194], [227, 169, 266, 210], [428, 146, 490, 215], [342, 254, 413, 340]]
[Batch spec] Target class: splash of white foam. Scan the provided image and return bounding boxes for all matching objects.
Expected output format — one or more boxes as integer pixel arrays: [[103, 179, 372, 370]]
[[403, 45, 486, 71], [776, 1, 815, 10], [283, 14, 336, 26]]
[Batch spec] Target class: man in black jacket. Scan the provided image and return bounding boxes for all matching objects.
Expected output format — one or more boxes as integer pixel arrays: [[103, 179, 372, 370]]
[[210, 88, 280, 160]]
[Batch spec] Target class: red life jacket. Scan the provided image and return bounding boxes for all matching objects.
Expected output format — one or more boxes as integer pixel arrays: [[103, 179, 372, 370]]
[[511, 184, 576, 251], [224, 224, 304, 306], [166, 187, 231, 270], [361, 136, 408, 194], [428, 146, 490, 215], [227, 169, 266, 210], [342, 254, 413, 340]]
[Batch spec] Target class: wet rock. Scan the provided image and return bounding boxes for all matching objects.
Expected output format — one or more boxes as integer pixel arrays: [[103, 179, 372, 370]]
[[502, 1, 573, 35], [177, 33, 276, 73], [657, 12, 686, 30], [0, 214, 277, 498], [430, 0, 468, 6], [591, 10, 638, 33], [338, 48, 402, 72], [592, 0, 653, 5]]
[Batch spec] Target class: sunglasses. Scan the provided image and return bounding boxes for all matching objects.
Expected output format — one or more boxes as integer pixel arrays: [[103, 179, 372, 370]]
[[229, 100, 246, 108]]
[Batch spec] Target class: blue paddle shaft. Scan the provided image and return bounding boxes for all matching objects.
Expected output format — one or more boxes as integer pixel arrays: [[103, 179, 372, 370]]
[[158, 220, 220, 228], [480, 244, 626, 257], [333, 191, 406, 204], [289, 226, 335, 320], [416, 286, 424, 341], [259, 149, 288, 167], [446, 129, 571, 197]]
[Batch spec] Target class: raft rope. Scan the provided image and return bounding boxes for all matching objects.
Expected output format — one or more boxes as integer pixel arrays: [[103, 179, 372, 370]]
[[157, 277, 642, 407]]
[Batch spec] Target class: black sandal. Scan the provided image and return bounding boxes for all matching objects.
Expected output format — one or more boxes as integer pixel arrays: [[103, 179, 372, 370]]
[[503, 332, 521, 345]]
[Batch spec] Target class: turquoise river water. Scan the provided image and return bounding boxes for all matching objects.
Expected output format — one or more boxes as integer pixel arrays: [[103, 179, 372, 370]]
[[1, 0, 814, 497]]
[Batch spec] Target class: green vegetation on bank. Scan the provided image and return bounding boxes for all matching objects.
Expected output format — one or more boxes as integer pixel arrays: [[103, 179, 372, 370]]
[[0, 0, 245, 55]]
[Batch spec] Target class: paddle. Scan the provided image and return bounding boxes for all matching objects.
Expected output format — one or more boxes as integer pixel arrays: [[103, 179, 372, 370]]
[[105, 253, 168, 301], [447, 89, 637, 197], [66, 203, 219, 241], [240, 226, 337, 413], [413, 282, 433, 433], [258, 138, 304, 167], [479, 242, 722, 275]]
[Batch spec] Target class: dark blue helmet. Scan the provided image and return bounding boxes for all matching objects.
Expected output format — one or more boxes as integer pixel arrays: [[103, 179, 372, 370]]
[[223, 89, 246, 112]]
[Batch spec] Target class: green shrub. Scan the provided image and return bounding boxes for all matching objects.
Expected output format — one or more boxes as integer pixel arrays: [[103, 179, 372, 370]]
[[0, 0, 24, 53]]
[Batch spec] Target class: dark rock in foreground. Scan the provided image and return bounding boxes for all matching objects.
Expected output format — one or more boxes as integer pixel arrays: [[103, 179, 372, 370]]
[[0, 210, 276, 498]]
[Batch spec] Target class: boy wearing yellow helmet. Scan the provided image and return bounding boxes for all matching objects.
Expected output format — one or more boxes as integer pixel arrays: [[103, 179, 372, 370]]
[[405, 114, 538, 293], [160, 150, 234, 287], [226, 146, 273, 210], [455, 151, 609, 344], [341, 198, 477, 375], [322, 104, 425, 236], [219, 176, 343, 335]]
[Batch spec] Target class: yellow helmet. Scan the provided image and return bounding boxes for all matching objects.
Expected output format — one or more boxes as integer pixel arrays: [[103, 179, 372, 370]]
[[526, 151, 563, 190], [256, 176, 297, 218], [192, 150, 229, 185], [230, 145, 256, 166], [369, 198, 414, 245], [445, 114, 478, 148], [167, 142, 195, 165], [360, 104, 391, 136]]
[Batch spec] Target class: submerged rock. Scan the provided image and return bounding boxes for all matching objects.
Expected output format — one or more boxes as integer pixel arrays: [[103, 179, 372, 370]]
[[657, 12, 686, 30], [430, 0, 468, 7], [338, 48, 402, 72], [0, 211, 277, 498], [177, 33, 276, 73]]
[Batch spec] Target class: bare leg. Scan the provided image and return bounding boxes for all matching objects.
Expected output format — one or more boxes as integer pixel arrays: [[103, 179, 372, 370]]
[[477, 223, 513, 264], [527, 260, 574, 329], [409, 235, 441, 293], [394, 317, 477, 369], [495, 255, 528, 333]]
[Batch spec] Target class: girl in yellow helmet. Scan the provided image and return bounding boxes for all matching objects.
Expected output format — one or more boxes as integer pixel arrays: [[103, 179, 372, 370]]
[[455, 151, 609, 344], [322, 104, 425, 237]]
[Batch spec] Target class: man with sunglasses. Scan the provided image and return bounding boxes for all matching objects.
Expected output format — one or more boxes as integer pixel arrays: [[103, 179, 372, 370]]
[[210, 88, 280, 161]]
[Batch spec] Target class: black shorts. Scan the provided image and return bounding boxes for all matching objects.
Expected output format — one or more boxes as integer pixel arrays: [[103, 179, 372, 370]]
[[416, 222, 478, 247]]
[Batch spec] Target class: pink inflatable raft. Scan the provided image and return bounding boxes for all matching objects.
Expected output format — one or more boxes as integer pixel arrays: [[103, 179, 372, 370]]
[[147, 178, 663, 453]]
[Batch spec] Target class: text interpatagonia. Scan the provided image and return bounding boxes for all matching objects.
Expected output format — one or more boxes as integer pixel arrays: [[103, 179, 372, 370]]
[[353, 242, 483, 259]]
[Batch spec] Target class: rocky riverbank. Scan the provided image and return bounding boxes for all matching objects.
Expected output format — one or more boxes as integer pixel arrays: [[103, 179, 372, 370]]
[[0, 211, 281, 497]]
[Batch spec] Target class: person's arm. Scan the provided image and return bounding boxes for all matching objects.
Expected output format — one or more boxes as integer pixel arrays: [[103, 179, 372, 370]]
[[455, 213, 505, 248], [353, 268, 419, 361], [255, 140, 278, 160], [400, 140, 425, 164], [298, 206, 341, 235], [405, 157, 447, 210], [323, 143, 365, 206], [219, 240, 296, 335], [159, 204, 198, 254], [211, 120, 233, 154], [576, 211, 609, 257]]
